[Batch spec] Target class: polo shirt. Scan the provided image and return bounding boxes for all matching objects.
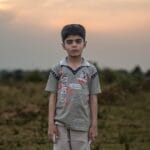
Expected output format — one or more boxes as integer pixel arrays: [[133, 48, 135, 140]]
[[45, 57, 101, 131]]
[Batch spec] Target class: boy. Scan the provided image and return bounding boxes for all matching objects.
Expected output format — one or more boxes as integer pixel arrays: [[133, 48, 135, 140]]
[[45, 24, 101, 150]]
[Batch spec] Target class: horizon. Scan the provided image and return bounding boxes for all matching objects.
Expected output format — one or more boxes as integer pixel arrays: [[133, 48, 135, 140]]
[[0, 63, 148, 73]]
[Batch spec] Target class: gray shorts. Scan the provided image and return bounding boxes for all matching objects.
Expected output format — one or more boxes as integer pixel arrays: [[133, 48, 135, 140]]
[[53, 125, 91, 150]]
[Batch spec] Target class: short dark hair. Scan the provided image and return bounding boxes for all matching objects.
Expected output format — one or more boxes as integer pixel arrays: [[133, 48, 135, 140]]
[[61, 24, 86, 42]]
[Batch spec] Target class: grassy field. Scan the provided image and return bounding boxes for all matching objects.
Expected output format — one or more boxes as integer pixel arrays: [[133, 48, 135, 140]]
[[0, 76, 150, 150]]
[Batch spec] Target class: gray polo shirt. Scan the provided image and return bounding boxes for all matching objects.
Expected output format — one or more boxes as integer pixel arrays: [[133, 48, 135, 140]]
[[45, 57, 101, 131]]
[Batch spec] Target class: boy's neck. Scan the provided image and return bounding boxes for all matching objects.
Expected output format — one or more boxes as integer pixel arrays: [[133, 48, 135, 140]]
[[67, 56, 83, 69]]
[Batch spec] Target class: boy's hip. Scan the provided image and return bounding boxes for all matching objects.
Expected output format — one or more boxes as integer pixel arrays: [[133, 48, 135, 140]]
[[56, 125, 89, 141], [53, 125, 91, 150]]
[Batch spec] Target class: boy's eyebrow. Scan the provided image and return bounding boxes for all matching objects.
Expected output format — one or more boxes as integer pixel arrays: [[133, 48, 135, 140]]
[[66, 39, 82, 40], [66, 38, 83, 40]]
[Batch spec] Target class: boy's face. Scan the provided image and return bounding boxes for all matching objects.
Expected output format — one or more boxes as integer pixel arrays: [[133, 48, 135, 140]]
[[62, 35, 86, 57]]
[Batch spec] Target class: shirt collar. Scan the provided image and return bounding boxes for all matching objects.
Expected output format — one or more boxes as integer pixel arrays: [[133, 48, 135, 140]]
[[60, 57, 90, 67]]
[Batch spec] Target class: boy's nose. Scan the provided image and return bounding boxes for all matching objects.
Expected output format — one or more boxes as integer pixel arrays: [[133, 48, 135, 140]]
[[72, 41, 78, 46]]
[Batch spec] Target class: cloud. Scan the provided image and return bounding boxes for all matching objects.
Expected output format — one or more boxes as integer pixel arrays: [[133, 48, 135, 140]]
[[0, 0, 149, 34], [0, 9, 15, 23]]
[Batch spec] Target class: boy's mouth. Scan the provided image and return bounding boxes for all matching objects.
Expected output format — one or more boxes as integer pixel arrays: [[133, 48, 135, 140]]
[[71, 49, 79, 52]]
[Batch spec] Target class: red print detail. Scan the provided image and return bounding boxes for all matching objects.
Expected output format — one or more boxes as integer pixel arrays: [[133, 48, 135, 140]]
[[59, 68, 64, 76], [58, 83, 63, 90], [67, 87, 73, 95], [64, 98, 69, 108], [77, 78, 87, 85]]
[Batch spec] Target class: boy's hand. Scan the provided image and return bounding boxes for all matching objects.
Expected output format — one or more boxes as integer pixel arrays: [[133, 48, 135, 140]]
[[88, 125, 97, 143], [48, 123, 59, 143]]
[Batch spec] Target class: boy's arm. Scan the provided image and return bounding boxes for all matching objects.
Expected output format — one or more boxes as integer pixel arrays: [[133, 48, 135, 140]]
[[48, 93, 58, 142], [48, 93, 57, 125], [89, 94, 98, 142]]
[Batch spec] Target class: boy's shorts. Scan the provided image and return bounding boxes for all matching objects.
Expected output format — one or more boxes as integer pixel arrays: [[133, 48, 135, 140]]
[[53, 125, 91, 150]]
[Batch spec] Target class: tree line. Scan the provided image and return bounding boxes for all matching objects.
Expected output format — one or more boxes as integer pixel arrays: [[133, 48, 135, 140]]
[[0, 65, 149, 83]]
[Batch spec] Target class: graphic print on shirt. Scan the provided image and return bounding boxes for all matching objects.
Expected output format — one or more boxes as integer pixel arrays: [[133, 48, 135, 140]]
[[69, 83, 82, 90], [58, 71, 74, 108], [57, 67, 92, 109], [77, 70, 90, 87]]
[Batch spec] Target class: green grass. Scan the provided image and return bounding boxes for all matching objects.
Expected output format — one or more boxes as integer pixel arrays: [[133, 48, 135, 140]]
[[0, 81, 150, 150]]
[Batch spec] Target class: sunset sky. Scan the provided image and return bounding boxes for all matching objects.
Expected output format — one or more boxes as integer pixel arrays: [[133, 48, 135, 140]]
[[0, 0, 150, 71]]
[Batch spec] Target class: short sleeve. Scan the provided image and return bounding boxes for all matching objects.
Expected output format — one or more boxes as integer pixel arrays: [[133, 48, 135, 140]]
[[89, 66, 101, 95], [45, 64, 60, 93]]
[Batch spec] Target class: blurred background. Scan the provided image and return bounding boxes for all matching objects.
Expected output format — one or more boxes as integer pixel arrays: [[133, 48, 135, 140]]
[[0, 0, 150, 150]]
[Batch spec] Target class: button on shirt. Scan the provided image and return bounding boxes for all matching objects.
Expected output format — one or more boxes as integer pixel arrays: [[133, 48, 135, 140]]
[[45, 57, 101, 131]]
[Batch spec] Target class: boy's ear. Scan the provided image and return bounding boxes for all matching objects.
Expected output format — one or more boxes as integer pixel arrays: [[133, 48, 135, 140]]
[[61, 42, 66, 50], [84, 41, 87, 47]]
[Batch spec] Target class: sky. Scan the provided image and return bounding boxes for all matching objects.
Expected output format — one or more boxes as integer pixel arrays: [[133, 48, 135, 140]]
[[0, 0, 150, 71]]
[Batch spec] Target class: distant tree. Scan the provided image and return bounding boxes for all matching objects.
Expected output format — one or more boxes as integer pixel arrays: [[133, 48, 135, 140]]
[[131, 65, 143, 76], [131, 65, 144, 81], [40, 70, 50, 81], [26, 70, 43, 82], [145, 69, 150, 78], [0, 70, 12, 81], [12, 69, 23, 81], [114, 69, 129, 82], [101, 68, 116, 84]]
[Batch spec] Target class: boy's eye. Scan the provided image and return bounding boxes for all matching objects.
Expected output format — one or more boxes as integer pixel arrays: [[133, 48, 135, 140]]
[[66, 40, 73, 44], [65, 39, 83, 45], [75, 39, 82, 44]]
